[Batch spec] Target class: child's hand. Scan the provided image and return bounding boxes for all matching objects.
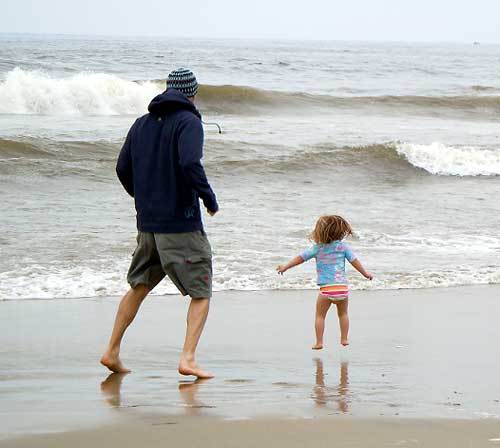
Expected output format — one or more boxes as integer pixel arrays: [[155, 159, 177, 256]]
[[276, 265, 287, 275], [364, 272, 373, 280], [276, 257, 302, 275]]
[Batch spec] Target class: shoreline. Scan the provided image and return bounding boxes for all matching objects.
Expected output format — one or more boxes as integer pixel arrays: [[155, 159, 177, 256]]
[[1, 282, 499, 302]]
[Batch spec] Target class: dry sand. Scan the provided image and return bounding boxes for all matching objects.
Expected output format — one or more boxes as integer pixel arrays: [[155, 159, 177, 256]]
[[4, 416, 500, 448]]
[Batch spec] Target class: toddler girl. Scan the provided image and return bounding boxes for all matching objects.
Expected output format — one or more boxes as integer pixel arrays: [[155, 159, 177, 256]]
[[277, 215, 372, 348]]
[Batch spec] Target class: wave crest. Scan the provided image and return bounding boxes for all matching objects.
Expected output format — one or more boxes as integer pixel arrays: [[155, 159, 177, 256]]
[[198, 85, 500, 113], [207, 141, 500, 177], [2, 135, 498, 177], [0, 68, 159, 115], [0, 136, 117, 159], [396, 142, 500, 176], [1, 69, 499, 116]]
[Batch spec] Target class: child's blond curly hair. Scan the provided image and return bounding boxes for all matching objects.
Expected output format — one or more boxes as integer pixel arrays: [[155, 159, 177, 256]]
[[310, 215, 353, 244]]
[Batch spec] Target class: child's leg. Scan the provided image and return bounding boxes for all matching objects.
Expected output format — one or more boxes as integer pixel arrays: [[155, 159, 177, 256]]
[[335, 299, 349, 346], [313, 294, 332, 350]]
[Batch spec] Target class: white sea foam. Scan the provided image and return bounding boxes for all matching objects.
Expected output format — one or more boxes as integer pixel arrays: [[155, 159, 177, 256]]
[[1, 232, 499, 301], [0, 68, 160, 115], [0, 262, 179, 300], [396, 142, 500, 176], [1, 261, 499, 301]]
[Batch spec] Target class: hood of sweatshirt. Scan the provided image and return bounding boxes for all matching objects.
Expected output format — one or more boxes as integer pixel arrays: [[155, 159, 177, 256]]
[[148, 88, 201, 118]]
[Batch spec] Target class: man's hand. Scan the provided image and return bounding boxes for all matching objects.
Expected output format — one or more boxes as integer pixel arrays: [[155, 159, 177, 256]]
[[207, 209, 217, 217], [364, 272, 374, 280]]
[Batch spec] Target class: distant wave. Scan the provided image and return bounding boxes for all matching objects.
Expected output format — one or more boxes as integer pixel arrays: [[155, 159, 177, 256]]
[[0, 137, 118, 178], [470, 85, 499, 93], [0, 136, 117, 159], [0, 137, 53, 158], [1, 68, 499, 116], [2, 136, 499, 177], [207, 142, 500, 177], [197, 85, 500, 113]]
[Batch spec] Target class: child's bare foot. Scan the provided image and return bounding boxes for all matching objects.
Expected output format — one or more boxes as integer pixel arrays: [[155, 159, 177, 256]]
[[341, 339, 349, 346], [178, 356, 214, 379], [100, 351, 131, 373], [312, 343, 323, 350]]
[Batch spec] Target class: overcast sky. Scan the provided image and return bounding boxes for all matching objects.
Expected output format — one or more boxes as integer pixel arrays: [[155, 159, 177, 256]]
[[2, 0, 500, 43]]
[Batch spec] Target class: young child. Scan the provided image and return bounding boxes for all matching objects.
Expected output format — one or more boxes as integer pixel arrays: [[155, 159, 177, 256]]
[[277, 215, 372, 349]]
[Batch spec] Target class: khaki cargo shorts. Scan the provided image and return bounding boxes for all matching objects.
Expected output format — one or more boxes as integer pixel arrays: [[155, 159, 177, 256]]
[[127, 230, 212, 298]]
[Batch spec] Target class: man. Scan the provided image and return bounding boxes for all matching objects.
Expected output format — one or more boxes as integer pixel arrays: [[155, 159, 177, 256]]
[[100, 68, 218, 379]]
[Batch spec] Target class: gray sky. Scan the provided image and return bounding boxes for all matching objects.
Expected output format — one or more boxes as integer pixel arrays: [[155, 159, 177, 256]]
[[2, 0, 500, 43]]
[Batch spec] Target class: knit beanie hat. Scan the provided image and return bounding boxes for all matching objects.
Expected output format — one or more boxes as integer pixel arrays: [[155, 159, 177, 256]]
[[166, 68, 199, 97]]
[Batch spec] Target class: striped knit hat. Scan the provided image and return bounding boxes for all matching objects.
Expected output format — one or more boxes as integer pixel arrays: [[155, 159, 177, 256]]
[[166, 67, 198, 97]]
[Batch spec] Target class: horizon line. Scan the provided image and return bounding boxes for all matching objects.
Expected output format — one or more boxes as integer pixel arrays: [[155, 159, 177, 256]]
[[0, 31, 496, 46]]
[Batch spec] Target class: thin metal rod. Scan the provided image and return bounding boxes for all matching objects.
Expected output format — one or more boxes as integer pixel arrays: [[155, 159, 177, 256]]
[[202, 120, 222, 134]]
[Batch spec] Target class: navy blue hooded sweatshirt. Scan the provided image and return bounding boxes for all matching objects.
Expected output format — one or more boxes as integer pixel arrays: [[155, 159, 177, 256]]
[[116, 89, 218, 233]]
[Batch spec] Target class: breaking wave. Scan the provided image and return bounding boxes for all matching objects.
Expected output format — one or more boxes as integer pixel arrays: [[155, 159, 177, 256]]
[[396, 142, 500, 176], [206, 142, 500, 177], [0, 68, 159, 115], [2, 135, 499, 177], [1, 68, 499, 116]]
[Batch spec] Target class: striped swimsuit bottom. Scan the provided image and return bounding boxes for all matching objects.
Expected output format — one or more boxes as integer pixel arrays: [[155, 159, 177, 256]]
[[319, 284, 349, 300]]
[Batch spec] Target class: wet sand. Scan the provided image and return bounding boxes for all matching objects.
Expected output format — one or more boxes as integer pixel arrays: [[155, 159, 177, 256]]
[[1, 285, 500, 443]]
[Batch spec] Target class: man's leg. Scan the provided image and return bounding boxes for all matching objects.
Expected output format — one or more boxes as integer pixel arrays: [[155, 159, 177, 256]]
[[100, 284, 150, 373], [178, 297, 214, 379]]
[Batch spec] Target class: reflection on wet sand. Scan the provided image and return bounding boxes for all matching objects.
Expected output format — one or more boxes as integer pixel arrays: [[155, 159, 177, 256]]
[[100, 373, 212, 415], [178, 379, 213, 415], [100, 372, 129, 407], [312, 358, 349, 413]]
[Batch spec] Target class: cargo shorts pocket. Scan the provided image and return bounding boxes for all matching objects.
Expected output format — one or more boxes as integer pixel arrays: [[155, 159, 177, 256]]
[[182, 253, 213, 299], [190, 231, 212, 259]]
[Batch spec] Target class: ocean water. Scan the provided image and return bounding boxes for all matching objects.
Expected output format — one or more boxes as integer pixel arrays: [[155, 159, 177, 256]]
[[1, 34, 499, 300]]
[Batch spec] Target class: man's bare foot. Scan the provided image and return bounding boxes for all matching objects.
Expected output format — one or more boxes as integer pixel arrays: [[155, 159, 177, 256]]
[[341, 339, 349, 346], [178, 356, 214, 379], [312, 343, 323, 350], [100, 351, 131, 373]]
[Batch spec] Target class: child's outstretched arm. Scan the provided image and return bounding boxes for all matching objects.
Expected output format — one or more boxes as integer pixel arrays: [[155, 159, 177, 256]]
[[350, 258, 373, 280], [276, 256, 304, 275]]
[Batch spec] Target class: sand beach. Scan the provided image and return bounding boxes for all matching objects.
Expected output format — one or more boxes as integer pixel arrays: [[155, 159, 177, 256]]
[[1, 286, 500, 446]]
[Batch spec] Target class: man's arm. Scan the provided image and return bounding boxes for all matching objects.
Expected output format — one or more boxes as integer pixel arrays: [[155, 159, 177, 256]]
[[178, 116, 219, 214], [116, 122, 136, 197]]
